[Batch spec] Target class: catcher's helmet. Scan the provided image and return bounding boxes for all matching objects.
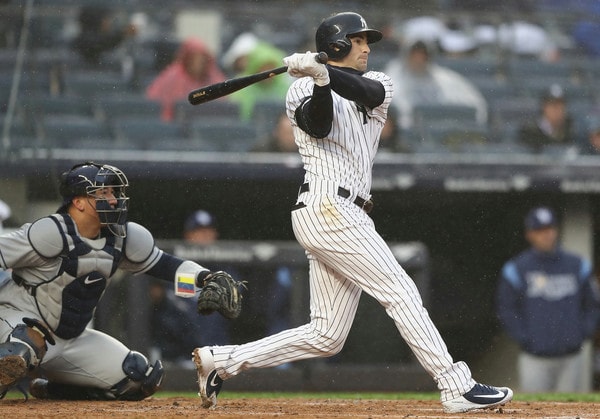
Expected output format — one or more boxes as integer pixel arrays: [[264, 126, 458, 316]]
[[58, 162, 129, 237], [315, 12, 382, 61]]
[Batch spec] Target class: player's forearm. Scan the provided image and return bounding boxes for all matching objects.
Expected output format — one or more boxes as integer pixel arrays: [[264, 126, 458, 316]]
[[146, 253, 208, 286], [328, 66, 385, 108], [295, 84, 333, 138]]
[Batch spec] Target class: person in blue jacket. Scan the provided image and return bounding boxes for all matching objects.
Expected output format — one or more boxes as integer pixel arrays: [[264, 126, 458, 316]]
[[496, 206, 600, 392]]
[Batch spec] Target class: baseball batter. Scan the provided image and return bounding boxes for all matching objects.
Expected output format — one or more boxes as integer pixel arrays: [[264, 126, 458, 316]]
[[193, 12, 513, 414], [0, 162, 238, 400]]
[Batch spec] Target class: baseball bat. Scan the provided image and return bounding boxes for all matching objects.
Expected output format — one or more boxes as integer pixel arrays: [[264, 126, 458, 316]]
[[188, 52, 328, 106]]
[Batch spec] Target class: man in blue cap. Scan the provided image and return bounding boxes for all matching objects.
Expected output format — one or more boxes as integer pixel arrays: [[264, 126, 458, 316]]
[[496, 206, 600, 392]]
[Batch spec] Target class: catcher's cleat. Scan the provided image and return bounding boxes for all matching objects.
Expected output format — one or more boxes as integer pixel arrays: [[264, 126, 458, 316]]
[[28, 378, 49, 399], [192, 347, 222, 408], [0, 343, 31, 399], [442, 383, 513, 413]]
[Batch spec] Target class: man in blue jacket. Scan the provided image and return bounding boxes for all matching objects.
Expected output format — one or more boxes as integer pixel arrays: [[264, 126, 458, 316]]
[[496, 206, 600, 392]]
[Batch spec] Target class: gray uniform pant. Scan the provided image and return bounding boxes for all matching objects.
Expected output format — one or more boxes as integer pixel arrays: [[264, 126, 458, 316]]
[[518, 344, 590, 393], [0, 303, 129, 389]]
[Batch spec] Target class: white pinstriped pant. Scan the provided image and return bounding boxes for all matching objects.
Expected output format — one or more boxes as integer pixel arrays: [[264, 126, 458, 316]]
[[210, 182, 476, 401]]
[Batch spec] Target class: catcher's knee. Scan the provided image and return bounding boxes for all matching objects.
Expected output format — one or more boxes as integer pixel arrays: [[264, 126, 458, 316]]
[[111, 351, 164, 401], [4, 318, 55, 369]]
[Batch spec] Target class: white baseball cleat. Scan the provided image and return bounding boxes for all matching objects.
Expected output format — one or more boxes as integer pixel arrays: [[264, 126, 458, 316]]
[[442, 383, 513, 413], [192, 347, 222, 408]]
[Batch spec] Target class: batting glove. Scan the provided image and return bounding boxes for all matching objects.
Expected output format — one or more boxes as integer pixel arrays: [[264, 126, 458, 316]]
[[283, 51, 330, 87]]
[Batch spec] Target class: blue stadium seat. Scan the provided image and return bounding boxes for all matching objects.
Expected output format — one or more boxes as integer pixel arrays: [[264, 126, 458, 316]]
[[424, 120, 491, 152], [506, 57, 573, 81], [470, 77, 516, 102], [63, 71, 129, 97], [413, 103, 479, 128], [112, 116, 185, 150], [188, 118, 258, 152], [24, 94, 94, 119], [253, 99, 286, 139], [436, 56, 500, 78], [174, 99, 241, 123], [40, 114, 112, 149], [95, 93, 161, 121]]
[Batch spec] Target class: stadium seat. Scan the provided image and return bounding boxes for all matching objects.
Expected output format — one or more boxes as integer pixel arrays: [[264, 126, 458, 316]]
[[506, 57, 573, 81], [470, 77, 516, 102], [40, 114, 112, 149], [112, 116, 185, 150], [252, 99, 287, 139], [413, 103, 479, 130], [95, 93, 161, 121], [174, 99, 240, 123], [23, 94, 94, 119], [0, 117, 38, 150], [188, 118, 258, 152], [436, 56, 500, 78], [63, 71, 129, 97], [488, 97, 538, 135], [424, 120, 491, 152]]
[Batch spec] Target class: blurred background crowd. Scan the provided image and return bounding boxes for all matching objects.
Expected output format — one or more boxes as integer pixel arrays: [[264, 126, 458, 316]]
[[2, 0, 600, 157]]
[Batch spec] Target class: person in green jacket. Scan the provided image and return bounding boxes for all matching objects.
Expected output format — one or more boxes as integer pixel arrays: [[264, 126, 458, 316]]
[[230, 42, 291, 121]]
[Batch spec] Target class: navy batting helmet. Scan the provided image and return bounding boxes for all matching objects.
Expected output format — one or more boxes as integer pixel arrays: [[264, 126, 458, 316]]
[[315, 12, 382, 61], [58, 162, 129, 237]]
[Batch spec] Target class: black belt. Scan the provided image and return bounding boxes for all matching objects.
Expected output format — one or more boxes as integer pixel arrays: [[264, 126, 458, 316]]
[[299, 183, 373, 213]]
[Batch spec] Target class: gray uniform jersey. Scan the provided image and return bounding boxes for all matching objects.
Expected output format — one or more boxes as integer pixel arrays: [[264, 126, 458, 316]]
[[0, 213, 204, 388], [208, 69, 477, 402]]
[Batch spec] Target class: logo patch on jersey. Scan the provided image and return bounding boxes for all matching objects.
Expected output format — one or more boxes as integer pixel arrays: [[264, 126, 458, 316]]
[[80, 272, 105, 286], [175, 273, 196, 298], [83, 276, 104, 285]]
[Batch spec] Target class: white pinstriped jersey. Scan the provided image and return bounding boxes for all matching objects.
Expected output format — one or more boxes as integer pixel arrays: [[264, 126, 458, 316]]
[[208, 67, 477, 403], [286, 71, 393, 200]]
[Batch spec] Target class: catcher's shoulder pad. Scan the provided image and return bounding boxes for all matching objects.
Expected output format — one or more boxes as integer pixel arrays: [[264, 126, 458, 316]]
[[28, 217, 63, 258], [124, 222, 155, 263]]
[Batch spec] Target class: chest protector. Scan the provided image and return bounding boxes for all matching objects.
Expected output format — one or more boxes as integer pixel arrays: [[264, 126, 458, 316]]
[[29, 214, 124, 339]]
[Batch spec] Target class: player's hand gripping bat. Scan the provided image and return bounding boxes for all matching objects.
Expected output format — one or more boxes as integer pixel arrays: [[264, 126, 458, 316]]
[[188, 52, 328, 106]]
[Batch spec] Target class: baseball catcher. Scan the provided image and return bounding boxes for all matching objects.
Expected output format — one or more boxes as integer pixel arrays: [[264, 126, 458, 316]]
[[0, 162, 243, 401], [197, 271, 247, 319]]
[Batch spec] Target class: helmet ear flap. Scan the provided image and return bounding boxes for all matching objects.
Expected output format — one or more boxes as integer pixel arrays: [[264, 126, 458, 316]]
[[328, 39, 352, 60]]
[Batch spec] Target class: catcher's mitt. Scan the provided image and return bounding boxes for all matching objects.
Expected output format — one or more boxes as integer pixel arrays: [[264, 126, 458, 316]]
[[197, 271, 247, 319]]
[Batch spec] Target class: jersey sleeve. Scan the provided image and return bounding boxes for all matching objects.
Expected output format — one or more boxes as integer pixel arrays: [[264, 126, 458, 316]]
[[364, 71, 394, 123], [118, 222, 162, 273], [0, 222, 53, 270]]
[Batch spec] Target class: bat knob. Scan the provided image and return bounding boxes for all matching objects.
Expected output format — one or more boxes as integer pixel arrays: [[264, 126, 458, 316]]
[[316, 51, 328, 64]]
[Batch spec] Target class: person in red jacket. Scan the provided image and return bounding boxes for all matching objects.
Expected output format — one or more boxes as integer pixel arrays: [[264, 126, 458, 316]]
[[146, 37, 226, 121]]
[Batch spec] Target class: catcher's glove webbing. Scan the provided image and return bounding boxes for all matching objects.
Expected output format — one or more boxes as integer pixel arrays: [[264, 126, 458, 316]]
[[197, 271, 247, 319]]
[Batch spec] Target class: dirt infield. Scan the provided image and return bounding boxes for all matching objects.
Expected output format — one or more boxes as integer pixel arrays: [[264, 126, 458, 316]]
[[1, 397, 600, 418]]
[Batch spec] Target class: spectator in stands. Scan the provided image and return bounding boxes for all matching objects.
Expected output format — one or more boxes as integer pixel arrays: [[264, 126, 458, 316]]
[[497, 20, 560, 62], [437, 21, 479, 58], [517, 84, 577, 153], [230, 42, 290, 121], [221, 32, 260, 77], [580, 117, 600, 155], [148, 210, 231, 367], [496, 206, 600, 392], [573, 21, 600, 57], [384, 40, 488, 129], [72, 5, 138, 66], [146, 37, 226, 121], [572, 3, 600, 57], [251, 111, 297, 152]]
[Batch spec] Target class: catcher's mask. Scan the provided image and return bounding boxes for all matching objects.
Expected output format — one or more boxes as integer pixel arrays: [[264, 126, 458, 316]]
[[315, 12, 382, 61], [58, 161, 129, 237]]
